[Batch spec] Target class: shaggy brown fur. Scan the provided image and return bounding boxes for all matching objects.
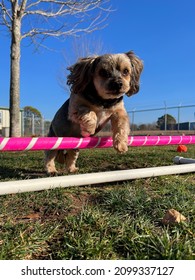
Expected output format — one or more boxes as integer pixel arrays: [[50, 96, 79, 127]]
[[45, 51, 143, 174]]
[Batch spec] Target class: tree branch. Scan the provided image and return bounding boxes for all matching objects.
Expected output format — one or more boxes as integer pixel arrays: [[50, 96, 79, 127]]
[[1, 0, 112, 47], [21, 18, 101, 39], [20, 0, 111, 42], [19, 0, 27, 18], [0, 0, 12, 30], [24, 0, 111, 17]]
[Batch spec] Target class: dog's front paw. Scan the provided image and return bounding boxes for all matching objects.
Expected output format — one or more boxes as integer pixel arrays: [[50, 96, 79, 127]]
[[114, 141, 128, 153], [81, 130, 92, 137], [113, 134, 128, 153], [80, 111, 97, 137]]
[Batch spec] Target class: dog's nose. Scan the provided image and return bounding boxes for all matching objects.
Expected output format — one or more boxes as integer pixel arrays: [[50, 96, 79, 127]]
[[109, 80, 123, 91]]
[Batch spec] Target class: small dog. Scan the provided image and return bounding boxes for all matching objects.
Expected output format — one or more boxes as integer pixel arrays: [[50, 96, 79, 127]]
[[45, 51, 143, 174]]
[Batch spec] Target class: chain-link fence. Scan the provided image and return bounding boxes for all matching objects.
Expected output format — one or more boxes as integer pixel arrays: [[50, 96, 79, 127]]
[[23, 116, 51, 136], [128, 104, 195, 134], [23, 104, 195, 136], [1, 104, 195, 137]]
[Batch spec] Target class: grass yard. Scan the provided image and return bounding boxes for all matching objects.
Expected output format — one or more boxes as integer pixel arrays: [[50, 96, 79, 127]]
[[0, 145, 195, 260]]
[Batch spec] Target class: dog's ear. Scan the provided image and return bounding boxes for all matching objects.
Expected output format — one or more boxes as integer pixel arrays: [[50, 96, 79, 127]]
[[67, 56, 98, 94], [125, 51, 143, 97]]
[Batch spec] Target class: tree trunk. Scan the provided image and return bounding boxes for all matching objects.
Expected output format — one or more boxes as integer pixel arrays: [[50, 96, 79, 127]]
[[9, 16, 21, 137]]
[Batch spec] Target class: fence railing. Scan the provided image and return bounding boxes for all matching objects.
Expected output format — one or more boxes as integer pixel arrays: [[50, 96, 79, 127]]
[[23, 104, 195, 136], [127, 104, 195, 133], [1, 104, 195, 137]]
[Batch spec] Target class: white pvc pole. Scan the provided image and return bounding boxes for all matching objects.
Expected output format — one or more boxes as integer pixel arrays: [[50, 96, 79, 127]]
[[173, 156, 195, 164], [0, 164, 195, 196]]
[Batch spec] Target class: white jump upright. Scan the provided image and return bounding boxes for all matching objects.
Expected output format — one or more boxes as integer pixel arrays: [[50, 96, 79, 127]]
[[173, 156, 195, 164]]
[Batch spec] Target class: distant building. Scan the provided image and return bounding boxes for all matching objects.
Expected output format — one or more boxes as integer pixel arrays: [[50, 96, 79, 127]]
[[0, 107, 23, 137], [157, 121, 195, 131], [177, 122, 195, 130]]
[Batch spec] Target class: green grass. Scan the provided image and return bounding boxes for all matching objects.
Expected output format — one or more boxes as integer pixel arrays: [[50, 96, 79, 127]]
[[0, 145, 195, 259]]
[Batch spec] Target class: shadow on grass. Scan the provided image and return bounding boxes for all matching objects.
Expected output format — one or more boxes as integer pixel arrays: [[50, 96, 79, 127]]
[[0, 166, 46, 181]]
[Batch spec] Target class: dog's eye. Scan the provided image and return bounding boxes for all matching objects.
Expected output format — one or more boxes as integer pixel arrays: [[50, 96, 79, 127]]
[[122, 68, 129, 76], [99, 69, 111, 78]]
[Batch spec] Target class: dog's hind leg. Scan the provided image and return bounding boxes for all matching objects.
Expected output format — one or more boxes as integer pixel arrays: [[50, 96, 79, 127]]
[[65, 149, 79, 173], [45, 150, 58, 175]]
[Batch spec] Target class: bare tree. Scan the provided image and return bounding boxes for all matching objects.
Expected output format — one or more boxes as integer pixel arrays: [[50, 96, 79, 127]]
[[0, 0, 111, 136]]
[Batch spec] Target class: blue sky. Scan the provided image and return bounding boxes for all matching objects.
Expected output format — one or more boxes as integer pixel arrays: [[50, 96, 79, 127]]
[[1, 0, 195, 124]]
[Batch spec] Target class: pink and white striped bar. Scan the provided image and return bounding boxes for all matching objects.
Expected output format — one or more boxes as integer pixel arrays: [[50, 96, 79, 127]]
[[0, 135, 195, 152]]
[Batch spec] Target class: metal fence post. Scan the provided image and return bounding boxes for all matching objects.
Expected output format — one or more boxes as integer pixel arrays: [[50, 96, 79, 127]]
[[41, 117, 45, 136], [32, 114, 35, 135]]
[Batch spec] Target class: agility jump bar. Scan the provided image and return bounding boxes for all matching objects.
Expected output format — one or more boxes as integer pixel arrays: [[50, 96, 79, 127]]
[[0, 135, 195, 152]]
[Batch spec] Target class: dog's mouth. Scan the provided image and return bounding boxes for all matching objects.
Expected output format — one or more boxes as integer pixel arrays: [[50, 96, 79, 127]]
[[105, 90, 124, 98], [108, 80, 122, 91], [93, 77, 128, 100], [106, 88, 126, 98], [106, 80, 127, 97]]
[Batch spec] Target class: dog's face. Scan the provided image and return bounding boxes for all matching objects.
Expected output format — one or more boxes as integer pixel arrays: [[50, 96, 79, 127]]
[[67, 51, 143, 100], [93, 53, 134, 99]]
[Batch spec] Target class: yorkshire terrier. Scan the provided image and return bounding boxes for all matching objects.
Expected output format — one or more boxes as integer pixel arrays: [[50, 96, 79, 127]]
[[45, 51, 143, 174]]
